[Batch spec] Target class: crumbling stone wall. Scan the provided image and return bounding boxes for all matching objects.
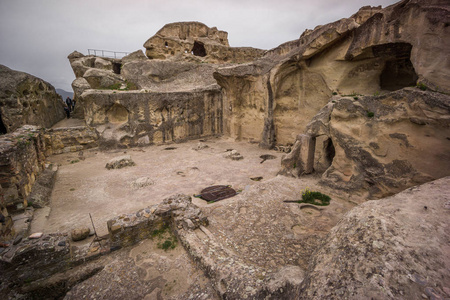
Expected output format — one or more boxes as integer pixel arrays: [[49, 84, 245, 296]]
[[108, 194, 207, 249], [0, 126, 45, 211], [43, 126, 99, 156], [0, 125, 99, 213]]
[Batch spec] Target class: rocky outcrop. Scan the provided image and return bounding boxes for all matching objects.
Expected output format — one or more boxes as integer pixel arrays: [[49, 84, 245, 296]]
[[143, 21, 265, 63], [299, 176, 450, 299], [281, 88, 450, 198], [0, 126, 46, 211], [214, 0, 450, 146], [68, 47, 224, 147], [0, 65, 65, 133]]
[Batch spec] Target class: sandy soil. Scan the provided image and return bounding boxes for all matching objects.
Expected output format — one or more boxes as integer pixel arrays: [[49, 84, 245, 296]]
[[31, 138, 286, 237]]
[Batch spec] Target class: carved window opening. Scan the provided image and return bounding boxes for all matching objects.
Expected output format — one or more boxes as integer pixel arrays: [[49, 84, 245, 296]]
[[191, 41, 207, 57], [373, 43, 418, 91], [165, 42, 168, 48], [112, 62, 122, 75]]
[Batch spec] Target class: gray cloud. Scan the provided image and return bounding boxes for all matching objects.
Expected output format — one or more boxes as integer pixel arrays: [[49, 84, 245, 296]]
[[0, 0, 398, 91]]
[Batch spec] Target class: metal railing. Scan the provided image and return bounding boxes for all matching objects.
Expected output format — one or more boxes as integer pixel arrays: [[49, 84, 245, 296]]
[[87, 49, 130, 59]]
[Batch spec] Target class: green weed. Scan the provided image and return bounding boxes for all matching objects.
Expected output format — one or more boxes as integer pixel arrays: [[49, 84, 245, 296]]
[[299, 187, 331, 206]]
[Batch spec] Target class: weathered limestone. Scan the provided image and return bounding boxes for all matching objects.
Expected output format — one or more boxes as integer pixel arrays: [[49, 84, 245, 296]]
[[81, 88, 223, 147], [71, 227, 90, 242], [279, 88, 450, 198], [105, 155, 135, 170], [0, 126, 45, 211], [298, 176, 450, 299], [279, 134, 315, 177], [0, 65, 65, 133], [215, 0, 450, 146], [0, 233, 70, 287], [107, 194, 207, 249], [143, 22, 265, 63], [43, 126, 99, 156]]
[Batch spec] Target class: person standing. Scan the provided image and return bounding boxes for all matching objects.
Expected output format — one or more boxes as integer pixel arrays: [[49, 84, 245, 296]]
[[65, 97, 73, 112]]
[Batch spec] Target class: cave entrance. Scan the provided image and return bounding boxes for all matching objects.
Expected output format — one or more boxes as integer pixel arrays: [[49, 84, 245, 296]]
[[0, 112, 7, 134], [313, 136, 335, 173], [191, 41, 207, 57], [112, 62, 122, 75], [324, 138, 335, 166], [373, 43, 418, 91]]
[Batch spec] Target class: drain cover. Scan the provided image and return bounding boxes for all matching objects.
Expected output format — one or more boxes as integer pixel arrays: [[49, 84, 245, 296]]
[[200, 185, 237, 202]]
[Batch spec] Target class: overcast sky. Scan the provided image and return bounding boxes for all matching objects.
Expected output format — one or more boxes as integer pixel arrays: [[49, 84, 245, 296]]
[[0, 0, 398, 91]]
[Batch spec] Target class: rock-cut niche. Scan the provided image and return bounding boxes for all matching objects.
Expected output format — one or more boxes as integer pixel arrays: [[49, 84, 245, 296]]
[[107, 103, 129, 124], [374, 43, 418, 91], [192, 41, 207, 57], [0, 112, 7, 134]]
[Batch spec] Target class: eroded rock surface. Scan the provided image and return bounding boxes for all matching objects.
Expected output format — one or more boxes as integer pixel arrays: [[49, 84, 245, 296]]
[[282, 88, 450, 198], [214, 0, 450, 146], [0, 65, 65, 133], [299, 176, 450, 300], [143, 21, 265, 63]]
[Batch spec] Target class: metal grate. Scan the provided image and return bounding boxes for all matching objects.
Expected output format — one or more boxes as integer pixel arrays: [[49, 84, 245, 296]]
[[200, 185, 237, 202]]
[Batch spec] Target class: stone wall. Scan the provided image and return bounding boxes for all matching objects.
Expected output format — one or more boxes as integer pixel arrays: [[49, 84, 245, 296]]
[[0, 126, 45, 211], [43, 126, 99, 156], [107, 194, 207, 249], [81, 88, 223, 147], [0, 125, 99, 213]]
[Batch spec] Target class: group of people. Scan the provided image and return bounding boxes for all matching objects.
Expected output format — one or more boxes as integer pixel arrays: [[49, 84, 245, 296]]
[[64, 97, 76, 118]]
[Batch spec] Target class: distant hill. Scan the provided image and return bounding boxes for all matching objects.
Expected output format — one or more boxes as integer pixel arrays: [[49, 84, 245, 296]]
[[56, 88, 74, 100]]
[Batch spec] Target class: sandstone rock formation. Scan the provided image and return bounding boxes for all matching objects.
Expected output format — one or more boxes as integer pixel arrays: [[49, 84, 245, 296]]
[[280, 88, 450, 198], [0, 65, 65, 133], [143, 22, 265, 63], [214, 0, 450, 147], [299, 176, 450, 300]]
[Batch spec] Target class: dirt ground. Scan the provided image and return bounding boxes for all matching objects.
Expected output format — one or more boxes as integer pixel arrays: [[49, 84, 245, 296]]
[[24, 133, 363, 298], [31, 137, 288, 237]]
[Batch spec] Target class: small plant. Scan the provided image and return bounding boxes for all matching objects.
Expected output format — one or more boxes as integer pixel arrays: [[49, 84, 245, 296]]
[[70, 159, 79, 164], [158, 237, 177, 251], [70, 188, 75, 191], [152, 223, 177, 251], [373, 91, 380, 96], [299, 187, 331, 206], [416, 82, 427, 91], [353, 96, 359, 100], [367, 111, 375, 118], [332, 92, 338, 95]]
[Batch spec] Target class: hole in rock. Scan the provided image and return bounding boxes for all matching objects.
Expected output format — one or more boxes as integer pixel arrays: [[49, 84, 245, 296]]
[[380, 59, 418, 91], [112, 63, 122, 75], [0, 113, 7, 134], [325, 138, 335, 166], [191, 41, 207, 57], [373, 43, 418, 91]]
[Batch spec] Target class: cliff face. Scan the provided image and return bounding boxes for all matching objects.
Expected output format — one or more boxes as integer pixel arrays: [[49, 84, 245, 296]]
[[68, 48, 224, 147], [0, 65, 66, 133], [67, 0, 450, 193], [214, 0, 450, 146]]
